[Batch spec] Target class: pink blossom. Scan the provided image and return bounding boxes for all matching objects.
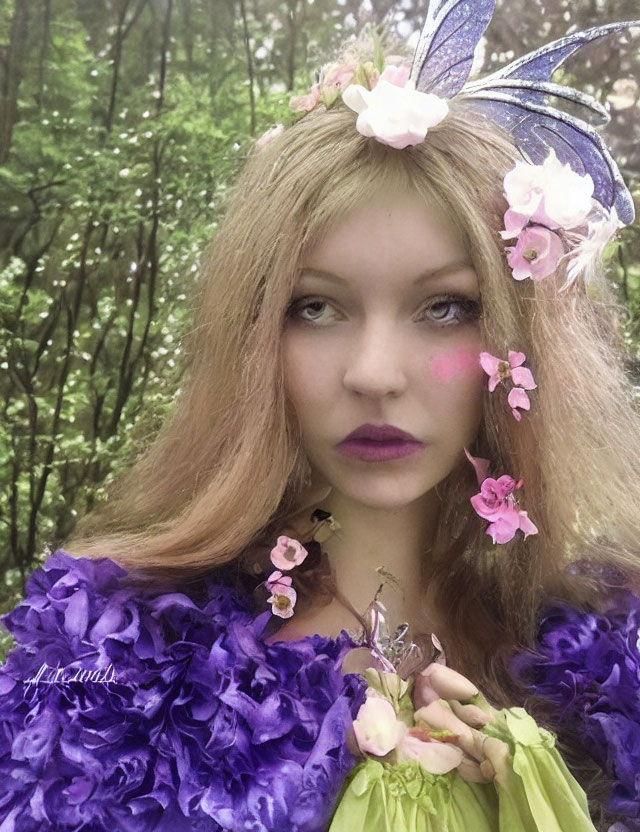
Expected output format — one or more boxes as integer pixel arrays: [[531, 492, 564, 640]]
[[502, 149, 594, 232], [269, 536, 309, 571], [265, 570, 297, 618], [379, 64, 411, 88], [255, 123, 284, 150], [322, 62, 356, 88], [290, 83, 321, 113], [507, 386, 531, 421], [479, 350, 536, 420], [352, 694, 404, 756], [464, 450, 538, 544], [505, 225, 565, 281]]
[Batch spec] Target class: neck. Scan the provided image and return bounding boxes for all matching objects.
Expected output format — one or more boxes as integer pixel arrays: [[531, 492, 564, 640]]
[[313, 488, 441, 635]]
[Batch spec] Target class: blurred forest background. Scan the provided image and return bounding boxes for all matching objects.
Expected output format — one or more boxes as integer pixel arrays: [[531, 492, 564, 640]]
[[0, 0, 639, 639]]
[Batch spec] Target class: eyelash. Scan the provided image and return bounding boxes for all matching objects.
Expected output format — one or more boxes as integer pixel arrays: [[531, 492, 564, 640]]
[[286, 293, 482, 328]]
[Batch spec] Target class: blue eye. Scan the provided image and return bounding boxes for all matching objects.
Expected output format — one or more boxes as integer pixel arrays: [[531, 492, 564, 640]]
[[287, 295, 481, 327]]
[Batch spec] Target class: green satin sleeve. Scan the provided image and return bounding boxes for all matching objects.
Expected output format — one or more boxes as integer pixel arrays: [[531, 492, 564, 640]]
[[328, 707, 596, 832]]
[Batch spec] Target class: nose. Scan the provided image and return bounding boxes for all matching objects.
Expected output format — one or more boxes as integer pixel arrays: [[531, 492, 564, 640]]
[[342, 320, 408, 399]]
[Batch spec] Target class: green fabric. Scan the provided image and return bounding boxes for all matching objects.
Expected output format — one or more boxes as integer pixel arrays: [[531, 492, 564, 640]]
[[328, 707, 596, 832]]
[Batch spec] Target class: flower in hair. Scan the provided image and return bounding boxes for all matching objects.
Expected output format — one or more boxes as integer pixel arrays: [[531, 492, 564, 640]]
[[290, 83, 321, 113], [505, 225, 565, 282], [269, 535, 309, 570], [501, 149, 594, 235], [464, 448, 538, 544], [479, 350, 537, 421], [342, 66, 449, 149], [265, 570, 297, 618]]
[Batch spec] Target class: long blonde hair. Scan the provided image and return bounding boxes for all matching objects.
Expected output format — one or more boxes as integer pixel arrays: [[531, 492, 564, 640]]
[[66, 101, 640, 682]]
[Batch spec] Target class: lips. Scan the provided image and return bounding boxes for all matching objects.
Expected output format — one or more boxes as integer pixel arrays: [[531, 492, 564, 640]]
[[341, 423, 420, 443]]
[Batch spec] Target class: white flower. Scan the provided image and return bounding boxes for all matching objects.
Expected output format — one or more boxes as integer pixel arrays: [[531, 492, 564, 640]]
[[503, 148, 595, 232], [352, 695, 405, 756], [342, 78, 449, 150]]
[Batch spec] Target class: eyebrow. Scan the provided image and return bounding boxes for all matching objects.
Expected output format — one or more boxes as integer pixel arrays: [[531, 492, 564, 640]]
[[298, 261, 474, 285]]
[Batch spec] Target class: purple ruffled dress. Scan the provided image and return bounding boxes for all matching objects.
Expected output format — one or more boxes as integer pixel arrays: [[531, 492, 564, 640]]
[[0, 550, 366, 831], [1, 550, 640, 831]]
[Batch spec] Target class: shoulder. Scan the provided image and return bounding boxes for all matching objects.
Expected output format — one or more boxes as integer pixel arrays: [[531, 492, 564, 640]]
[[511, 586, 640, 826], [0, 549, 365, 831]]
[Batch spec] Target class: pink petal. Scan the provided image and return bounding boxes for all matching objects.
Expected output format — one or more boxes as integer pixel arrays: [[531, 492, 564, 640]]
[[507, 351, 526, 368], [511, 408, 522, 422], [518, 511, 539, 538], [500, 208, 529, 239], [479, 352, 501, 377], [486, 516, 518, 544], [464, 448, 490, 486], [507, 387, 531, 412], [510, 366, 536, 389]]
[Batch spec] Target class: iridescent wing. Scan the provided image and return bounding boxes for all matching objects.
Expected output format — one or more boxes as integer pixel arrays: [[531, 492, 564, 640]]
[[459, 22, 639, 223], [410, 0, 495, 97]]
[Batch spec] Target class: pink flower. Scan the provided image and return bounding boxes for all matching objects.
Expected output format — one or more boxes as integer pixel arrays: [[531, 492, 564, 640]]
[[464, 449, 538, 544], [505, 225, 565, 281], [352, 694, 404, 756], [265, 570, 297, 618], [502, 149, 594, 233], [269, 536, 308, 571], [255, 123, 284, 150], [342, 78, 449, 149], [290, 83, 320, 113], [322, 62, 356, 88], [479, 350, 536, 420], [378, 64, 411, 88]]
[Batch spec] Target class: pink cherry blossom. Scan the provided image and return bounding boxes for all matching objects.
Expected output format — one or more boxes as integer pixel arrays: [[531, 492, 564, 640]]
[[352, 694, 404, 756], [505, 225, 565, 281], [269, 536, 309, 571], [265, 570, 297, 618], [290, 83, 321, 113]]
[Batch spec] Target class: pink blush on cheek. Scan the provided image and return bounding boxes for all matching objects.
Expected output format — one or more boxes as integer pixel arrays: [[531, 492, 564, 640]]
[[429, 348, 481, 382]]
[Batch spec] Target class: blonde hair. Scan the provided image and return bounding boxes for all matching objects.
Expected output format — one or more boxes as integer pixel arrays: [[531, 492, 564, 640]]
[[66, 102, 640, 686]]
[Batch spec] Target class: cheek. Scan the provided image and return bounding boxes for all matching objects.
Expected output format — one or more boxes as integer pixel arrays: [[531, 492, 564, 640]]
[[428, 347, 482, 384]]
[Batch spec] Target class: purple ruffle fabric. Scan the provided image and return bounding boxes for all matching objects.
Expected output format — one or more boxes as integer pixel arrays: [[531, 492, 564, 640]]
[[0, 550, 366, 832], [511, 590, 640, 829]]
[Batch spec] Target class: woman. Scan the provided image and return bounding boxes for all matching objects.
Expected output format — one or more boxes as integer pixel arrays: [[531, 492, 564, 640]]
[[2, 3, 640, 830]]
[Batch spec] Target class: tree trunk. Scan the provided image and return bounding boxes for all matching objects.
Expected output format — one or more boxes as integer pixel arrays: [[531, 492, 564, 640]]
[[0, 0, 30, 165]]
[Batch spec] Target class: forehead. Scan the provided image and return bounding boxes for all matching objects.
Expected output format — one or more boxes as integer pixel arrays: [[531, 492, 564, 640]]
[[301, 189, 471, 288]]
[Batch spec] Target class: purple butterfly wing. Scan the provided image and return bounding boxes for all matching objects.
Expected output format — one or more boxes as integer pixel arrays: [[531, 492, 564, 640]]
[[460, 21, 639, 223], [410, 0, 495, 97]]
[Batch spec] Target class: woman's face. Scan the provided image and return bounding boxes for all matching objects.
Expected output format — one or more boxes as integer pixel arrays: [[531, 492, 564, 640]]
[[282, 187, 485, 510]]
